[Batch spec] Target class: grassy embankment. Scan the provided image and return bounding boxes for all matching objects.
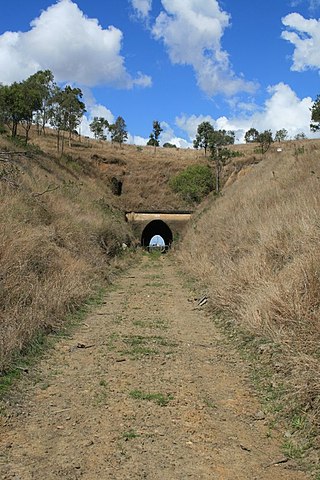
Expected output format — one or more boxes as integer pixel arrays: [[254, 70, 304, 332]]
[[0, 130, 135, 375], [179, 139, 320, 470]]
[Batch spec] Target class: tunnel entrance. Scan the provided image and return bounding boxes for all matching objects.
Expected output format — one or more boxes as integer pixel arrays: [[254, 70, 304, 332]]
[[141, 220, 173, 249]]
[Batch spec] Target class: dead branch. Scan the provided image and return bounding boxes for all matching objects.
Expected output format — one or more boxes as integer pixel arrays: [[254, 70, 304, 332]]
[[32, 184, 60, 197]]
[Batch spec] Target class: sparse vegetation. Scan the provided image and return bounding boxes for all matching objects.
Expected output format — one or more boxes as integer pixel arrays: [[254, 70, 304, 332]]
[[129, 389, 173, 406], [122, 429, 139, 440], [147, 120, 163, 151]]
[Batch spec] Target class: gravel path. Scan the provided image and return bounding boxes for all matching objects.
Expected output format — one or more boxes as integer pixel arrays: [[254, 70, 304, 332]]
[[0, 254, 309, 479]]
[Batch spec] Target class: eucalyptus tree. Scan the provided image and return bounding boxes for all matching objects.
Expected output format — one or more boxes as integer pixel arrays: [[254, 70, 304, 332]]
[[89, 117, 109, 140], [209, 129, 235, 193], [147, 120, 163, 152], [310, 95, 320, 133], [0, 78, 42, 143], [244, 127, 259, 143], [193, 121, 214, 156], [274, 128, 288, 142], [110, 116, 128, 146], [29, 70, 56, 135], [49, 85, 86, 151], [257, 130, 273, 153], [60, 86, 86, 147]]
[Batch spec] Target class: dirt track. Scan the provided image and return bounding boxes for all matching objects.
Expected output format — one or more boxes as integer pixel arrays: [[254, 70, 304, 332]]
[[0, 254, 309, 479]]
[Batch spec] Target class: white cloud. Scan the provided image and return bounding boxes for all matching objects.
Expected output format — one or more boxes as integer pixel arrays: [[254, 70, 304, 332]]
[[152, 0, 257, 96], [176, 83, 316, 143], [175, 114, 216, 140], [281, 13, 320, 71], [80, 103, 115, 138], [127, 133, 149, 145], [131, 0, 152, 18], [160, 121, 193, 148], [0, 0, 151, 88]]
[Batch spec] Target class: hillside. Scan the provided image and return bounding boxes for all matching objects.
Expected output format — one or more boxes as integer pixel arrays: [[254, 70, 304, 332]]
[[30, 130, 206, 211], [179, 139, 320, 468]]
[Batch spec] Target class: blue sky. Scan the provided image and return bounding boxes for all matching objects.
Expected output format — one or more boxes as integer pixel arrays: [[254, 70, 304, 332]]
[[0, 0, 320, 145]]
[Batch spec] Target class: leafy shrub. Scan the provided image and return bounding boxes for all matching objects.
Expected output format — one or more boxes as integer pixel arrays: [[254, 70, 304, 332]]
[[163, 142, 177, 148], [169, 164, 213, 204]]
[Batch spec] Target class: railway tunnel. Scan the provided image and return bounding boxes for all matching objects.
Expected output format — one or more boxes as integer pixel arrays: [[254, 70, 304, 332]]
[[125, 211, 193, 249]]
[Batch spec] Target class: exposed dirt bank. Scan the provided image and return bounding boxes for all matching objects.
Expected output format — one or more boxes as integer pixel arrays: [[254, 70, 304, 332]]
[[0, 255, 309, 479]]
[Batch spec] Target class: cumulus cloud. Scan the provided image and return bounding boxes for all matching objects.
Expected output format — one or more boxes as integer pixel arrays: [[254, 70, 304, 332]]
[[127, 134, 150, 145], [0, 0, 151, 88], [176, 83, 315, 143], [131, 0, 152, 18], [80, 104, 115, 138], [151, 0, 257, 96], [281, 13, 320, 71], [159, 122, 193, 148]]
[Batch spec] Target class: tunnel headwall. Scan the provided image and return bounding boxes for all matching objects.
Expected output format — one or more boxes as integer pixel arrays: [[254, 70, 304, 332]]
[[126, 211, 193, 247]]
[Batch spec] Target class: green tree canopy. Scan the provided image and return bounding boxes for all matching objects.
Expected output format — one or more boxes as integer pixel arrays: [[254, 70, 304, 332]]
[[0, 77, 42, 142], [147, 120, 163, 151], [90, 117, 109, 140], [147, 133, 157, 146], [193, 121, 214, 156], [49, 85, 86, 150], [274, 128, 288, 142], [209, 129, 235, 193], [244, 128, 259, 143], [257, 130, 273, 154], [110, 116, 128, 146], [28, 70, 56, 135], [310, 95, 320, 133], [294, 132, 307, 140]]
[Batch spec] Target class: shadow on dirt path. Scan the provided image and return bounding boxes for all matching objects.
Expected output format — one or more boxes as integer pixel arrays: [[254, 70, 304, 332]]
[[0, 254, 309, 479]]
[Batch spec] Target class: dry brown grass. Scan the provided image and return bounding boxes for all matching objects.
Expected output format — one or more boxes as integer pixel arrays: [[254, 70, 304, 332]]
[[31, 129, 209, 210], [0, 131, 134, 372], [179, 140, 320, 451]]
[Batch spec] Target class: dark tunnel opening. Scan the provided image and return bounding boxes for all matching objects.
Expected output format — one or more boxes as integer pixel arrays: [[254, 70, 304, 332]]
[[141, 220, 173, 249]]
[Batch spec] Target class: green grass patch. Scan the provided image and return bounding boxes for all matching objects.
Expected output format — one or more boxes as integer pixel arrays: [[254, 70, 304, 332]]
[[122, 429, 139, 440], [129, 389, 173, 406]]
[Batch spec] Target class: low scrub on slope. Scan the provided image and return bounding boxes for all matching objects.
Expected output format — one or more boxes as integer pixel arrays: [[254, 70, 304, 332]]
[[169, 164, 214, 204], [0, 134, 133, 372], [180, 140, 320, 459]]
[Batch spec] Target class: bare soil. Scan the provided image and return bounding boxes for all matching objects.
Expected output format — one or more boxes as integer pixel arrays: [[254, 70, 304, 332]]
[[0, 254, 309, 479]]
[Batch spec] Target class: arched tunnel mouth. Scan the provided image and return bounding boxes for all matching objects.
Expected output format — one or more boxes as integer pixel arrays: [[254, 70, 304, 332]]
[[141, 220, 173, 251]]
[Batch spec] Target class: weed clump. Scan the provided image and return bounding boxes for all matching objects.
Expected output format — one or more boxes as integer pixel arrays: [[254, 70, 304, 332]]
[[169, 164, 214, 204]]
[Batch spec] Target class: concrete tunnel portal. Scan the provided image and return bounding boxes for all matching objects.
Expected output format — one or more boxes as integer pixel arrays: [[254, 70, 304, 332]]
[[141, 220, 173, 248], [125, 211, 193, 249]]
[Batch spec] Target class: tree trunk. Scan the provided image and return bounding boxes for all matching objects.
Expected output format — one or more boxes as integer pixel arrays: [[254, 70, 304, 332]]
[[61, 132, 65, 155], [215, 158, 221, 194], [12, 122, 18, 138], [25, 124, 31, 144]]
